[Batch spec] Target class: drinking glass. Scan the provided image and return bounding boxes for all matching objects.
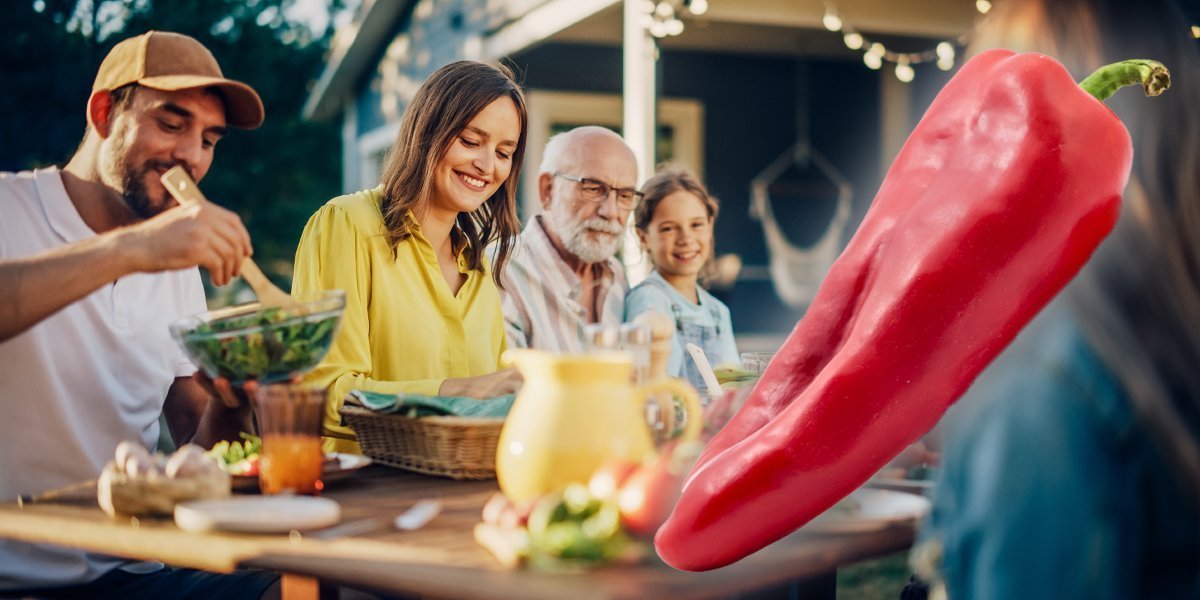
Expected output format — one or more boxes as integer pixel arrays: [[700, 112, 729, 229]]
[[740, 351, 775, 375], [255, 384, 327, 495]]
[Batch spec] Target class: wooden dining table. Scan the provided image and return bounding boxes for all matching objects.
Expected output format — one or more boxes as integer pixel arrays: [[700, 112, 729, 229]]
[[0, 465, 917, 600]]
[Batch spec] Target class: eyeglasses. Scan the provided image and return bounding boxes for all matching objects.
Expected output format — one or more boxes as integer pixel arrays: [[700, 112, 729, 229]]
[[553, 172, 644, 209]]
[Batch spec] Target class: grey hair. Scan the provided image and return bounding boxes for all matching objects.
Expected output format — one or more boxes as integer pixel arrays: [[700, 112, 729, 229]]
[[538, 130, 572, 175]]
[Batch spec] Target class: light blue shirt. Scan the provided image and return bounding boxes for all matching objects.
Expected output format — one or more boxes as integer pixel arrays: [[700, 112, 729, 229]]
[[624, 271, 738, 391]]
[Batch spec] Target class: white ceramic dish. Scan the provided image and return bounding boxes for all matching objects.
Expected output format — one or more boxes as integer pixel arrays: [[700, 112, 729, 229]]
[[808, 488, 931, 533], [175, 496, 341, 533]]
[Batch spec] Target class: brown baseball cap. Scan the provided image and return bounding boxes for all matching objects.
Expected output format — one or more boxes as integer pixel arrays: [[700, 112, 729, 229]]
[[93, 31, 264, 129]]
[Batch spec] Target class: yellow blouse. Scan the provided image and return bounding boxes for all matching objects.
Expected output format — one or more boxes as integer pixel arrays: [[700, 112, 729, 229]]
[[291, 187, 507, 453]]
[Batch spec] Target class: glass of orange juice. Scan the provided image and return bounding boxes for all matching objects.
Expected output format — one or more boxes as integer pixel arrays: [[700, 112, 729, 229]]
[[254, 384, 327, 495]]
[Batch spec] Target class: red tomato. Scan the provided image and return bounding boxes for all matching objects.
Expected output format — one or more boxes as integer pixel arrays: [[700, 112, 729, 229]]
[[242, 455, 260, 477], [617, 456, 684, 537], [615, 442, 704, 536], [587, 459, 640, 500]]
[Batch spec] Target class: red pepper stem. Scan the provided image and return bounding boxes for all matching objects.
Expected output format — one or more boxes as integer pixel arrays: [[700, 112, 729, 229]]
[[1079, 60, 1171, 102]]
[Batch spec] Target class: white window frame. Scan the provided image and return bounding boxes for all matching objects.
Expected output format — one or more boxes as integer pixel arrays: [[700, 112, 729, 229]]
[[522, 90, 705, 216], [354, 121, 401, 192]]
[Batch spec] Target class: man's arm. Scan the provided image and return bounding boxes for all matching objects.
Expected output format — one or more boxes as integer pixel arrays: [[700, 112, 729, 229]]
[[0, 200, 251, 342], [163, 375, 255, 449], [0, 232, 139, 342]]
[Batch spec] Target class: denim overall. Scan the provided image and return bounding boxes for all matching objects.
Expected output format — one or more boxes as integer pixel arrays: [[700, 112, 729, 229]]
[[640, 276, 725, 395]]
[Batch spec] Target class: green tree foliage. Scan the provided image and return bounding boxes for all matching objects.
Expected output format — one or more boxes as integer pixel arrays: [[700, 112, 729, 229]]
[[1, 0, 344, 287]]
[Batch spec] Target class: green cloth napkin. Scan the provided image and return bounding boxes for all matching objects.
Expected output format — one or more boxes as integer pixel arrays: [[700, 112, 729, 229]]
[[348, 390, 515, 418]]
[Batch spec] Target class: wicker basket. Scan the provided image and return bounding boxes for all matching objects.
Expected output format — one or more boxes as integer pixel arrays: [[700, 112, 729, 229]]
[[340, 404, 503, 480]]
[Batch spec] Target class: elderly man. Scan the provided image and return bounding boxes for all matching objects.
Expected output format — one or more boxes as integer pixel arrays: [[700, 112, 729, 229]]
[[498, 126, 641, 352], [0, 31, 279, 598]]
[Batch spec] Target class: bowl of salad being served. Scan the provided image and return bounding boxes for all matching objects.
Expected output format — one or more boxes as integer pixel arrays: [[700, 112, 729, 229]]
[[170, 290, 345, 385]]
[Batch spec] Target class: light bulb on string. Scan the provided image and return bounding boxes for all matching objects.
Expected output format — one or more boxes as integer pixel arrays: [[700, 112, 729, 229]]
[[640, 0, 656, 14], [649, 19, 668, 38], [976, 0, 992, 14], [823, 11, 843, 32], [655, 1, 674, 18], [895, 58, 915, 82], [936, 41, 955, 61], [820, 1, 971, 81], [688, 0, 708, 16], [666, 17, 684, 36]]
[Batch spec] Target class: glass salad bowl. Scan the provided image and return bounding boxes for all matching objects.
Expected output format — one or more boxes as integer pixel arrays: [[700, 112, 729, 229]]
[[170, 290, 345, 385]]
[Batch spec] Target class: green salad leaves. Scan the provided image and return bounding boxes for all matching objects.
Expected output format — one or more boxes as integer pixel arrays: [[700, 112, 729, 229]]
[[180, 307, 340, 383]]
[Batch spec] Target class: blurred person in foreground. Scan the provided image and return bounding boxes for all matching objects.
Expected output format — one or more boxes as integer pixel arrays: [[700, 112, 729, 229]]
[[292, 61, 527, 454], [496, 126, 639, 352], [0, 31, 279, 598], [913, 1, 1200, 598]]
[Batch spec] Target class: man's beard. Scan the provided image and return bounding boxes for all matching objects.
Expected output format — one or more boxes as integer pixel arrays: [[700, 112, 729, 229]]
[[107, 134, 180, 220], [118, 159, 184, 220], [542, 201, 624, 264]]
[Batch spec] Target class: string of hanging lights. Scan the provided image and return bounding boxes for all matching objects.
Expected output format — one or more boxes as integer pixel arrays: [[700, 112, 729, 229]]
[[823, 0, 993, 83], [638, 0, 708, 39]]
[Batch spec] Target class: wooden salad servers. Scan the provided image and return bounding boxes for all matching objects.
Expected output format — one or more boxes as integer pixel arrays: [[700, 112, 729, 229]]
[[160, 166, 297, 309]]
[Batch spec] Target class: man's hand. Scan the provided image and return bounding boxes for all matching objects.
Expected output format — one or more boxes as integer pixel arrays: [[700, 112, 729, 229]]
[[193, 371, 259, 410], [439, 369, 522, 399], [121, 199, 252, 286], [165, 375, 256, 448]]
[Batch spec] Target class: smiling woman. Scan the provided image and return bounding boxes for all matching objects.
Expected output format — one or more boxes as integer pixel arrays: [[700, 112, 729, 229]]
[[291, 61, 529, 454]]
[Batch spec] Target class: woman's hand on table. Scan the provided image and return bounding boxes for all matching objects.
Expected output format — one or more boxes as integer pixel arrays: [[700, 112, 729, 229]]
[[439, 368, 522, 399]]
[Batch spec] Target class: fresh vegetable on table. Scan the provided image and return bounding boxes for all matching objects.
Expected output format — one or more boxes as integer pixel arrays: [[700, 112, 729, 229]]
[[475, 484, 633, 571], [475, 444, 699, 570], [206, 433, 263, 477], [655, 51, 1170, 571], [712, 365, 760, 390]]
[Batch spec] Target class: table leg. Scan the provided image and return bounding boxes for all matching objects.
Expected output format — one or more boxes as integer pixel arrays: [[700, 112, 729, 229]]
[[281, 573, 338, 600]]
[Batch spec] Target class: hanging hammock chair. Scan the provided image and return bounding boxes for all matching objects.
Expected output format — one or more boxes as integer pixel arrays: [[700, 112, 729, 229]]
[[750, 141, 852, 308]]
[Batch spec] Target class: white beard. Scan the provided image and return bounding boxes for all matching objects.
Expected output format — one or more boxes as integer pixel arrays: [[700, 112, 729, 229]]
[[543, 203, 623, 264]]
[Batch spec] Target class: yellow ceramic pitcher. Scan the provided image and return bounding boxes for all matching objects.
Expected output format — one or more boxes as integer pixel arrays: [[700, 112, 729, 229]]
[[496, 350, 702, 504]]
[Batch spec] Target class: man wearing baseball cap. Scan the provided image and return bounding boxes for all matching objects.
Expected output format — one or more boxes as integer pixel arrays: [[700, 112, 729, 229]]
[[0, 32, 279, 598]]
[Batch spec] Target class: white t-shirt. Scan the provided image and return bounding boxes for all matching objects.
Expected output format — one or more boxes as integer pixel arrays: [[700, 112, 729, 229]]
[[0, 168, 207, 590]]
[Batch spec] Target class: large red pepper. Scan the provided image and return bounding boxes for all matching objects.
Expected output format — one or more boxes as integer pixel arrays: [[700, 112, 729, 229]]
[[655, 49, 1170, 571]]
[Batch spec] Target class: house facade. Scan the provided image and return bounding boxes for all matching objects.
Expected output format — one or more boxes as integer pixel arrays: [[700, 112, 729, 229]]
[[303, 0, 977, 346]]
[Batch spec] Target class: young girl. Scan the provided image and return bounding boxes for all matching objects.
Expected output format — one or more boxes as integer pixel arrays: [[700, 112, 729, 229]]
[[292, 61, 527, 453], [625, 167, 738, 394]]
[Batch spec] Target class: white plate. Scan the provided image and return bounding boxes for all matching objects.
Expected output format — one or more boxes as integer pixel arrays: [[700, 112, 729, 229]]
[[808, 488, 931, 533], [175, 496, 341, 533], [866, 476, 935, 494], [322, 453, 372, 483]]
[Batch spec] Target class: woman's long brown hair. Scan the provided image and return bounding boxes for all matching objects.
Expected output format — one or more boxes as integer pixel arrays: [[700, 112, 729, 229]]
[[974, 0, 1200, 507], [378, 60, 528, 286]]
